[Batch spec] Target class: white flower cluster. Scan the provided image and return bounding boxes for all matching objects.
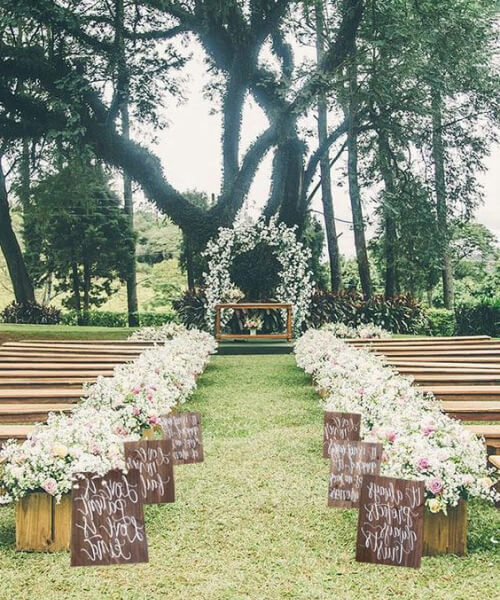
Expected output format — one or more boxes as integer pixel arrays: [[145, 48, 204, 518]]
[[202, 217, 314, 335], [295, 329, 498, 513], [0, 329, 216, 504], [128, 322, 187, 342], [321, 322, 392, 339]]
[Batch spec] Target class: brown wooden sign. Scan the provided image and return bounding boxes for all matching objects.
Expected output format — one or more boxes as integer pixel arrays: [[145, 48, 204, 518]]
[[70, 469, 148, 567], [328, 441, 383, 508], [323, 411, 361, 458], [158, 412, 204, 465], [124, 439, 175, 504], [356, 474, 425, 569]]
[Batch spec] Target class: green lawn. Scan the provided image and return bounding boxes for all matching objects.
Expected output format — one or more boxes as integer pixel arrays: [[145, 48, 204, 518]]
[[0, 353, 498, 599]]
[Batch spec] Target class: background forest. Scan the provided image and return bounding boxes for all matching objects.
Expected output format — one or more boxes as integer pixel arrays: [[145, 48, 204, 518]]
[[0, 0, 498, 334]]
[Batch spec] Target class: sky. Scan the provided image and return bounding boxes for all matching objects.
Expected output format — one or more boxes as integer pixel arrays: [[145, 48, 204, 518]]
[[148, 51, 499, 258]]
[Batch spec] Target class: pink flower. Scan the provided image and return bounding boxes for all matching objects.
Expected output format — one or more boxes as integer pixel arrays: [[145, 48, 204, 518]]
[[132, 386, 141, 395], [148, 416, 158, 425], [358, 388, 365, 396], [426, 478, 443, 495], [421, 423, 436, 436], [386, 430, 396, 443], [146, 393, 153, 401], [114, 426, 127, 436], [417, 457, 430, 470], [42, 477, 58, 495], [132, 406, 140, 416]]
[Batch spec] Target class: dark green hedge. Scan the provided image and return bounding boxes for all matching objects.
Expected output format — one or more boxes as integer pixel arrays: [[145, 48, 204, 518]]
[[424, 308, 456, 337], [455, 299, 499, 337], [60, 310, 177, 328]]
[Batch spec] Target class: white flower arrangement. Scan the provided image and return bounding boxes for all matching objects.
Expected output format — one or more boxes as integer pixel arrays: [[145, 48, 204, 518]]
[[202, 217, 314, 335], [128, 322, 187, 342], [321, 322, 392, 339], [0, 328, 216, 504], [295, 329, 498, 513]]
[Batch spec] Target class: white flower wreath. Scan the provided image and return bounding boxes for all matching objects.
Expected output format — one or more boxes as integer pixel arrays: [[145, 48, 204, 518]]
[[202, 217, 314, 335]]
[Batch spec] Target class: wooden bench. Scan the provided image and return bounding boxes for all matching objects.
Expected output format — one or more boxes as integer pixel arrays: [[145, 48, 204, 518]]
[[419, 385, 500, 402], [0, 425, 34, 441], [0, 388, 83, 404], [0, 377, 95, 388], [488, 455, 500, 469], [408, 374, 500, 385], [0, 403, 73, 424], [347, 335, 491, 344], [441, 401, 500, 421], [466, 425, 500, 453]]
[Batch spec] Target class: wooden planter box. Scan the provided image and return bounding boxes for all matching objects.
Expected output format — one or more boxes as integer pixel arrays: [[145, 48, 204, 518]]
[[15, 493, 71, 552], [423, 499, 467, 556]]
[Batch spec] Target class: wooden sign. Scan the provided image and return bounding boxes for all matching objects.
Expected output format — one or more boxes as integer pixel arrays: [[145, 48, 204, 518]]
[[328, 441, 383, 508], [323, 411, 361, 458], [124, 439, 175, 504], [356, 475, 425, 569], [159, 412, 204, 465], [70, 469, 148, 567]]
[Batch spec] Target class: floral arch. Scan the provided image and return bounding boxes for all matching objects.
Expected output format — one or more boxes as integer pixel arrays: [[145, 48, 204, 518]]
[[202, 218, 314, 334]]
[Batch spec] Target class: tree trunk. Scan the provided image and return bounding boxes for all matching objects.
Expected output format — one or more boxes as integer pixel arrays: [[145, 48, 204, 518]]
[[71, 261, 81, 319], [375, 128, 399, 298], [431, 87, 454, 309], [346, 60, 372, 298], [0, 156, 36, 304], [115, 0, 139, 327], [122, 102, 139, 326], [315, 0, 342, 292], [82, 259, 91, 313]]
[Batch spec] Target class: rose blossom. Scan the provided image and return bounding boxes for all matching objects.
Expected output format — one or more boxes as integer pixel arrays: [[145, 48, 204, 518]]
[[426, 478, 443, 495], [42, 478, 58, 495], [417, 457, 430, 470]]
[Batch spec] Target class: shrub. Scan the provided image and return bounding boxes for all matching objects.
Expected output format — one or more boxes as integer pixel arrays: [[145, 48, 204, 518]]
[[455, 299, 499, 337], [307, 291, 427, 334], [0, 301, 61, 325], [172, 289, 208, 330], [61, 310, 177, 328], [424, 308, 456, 336]]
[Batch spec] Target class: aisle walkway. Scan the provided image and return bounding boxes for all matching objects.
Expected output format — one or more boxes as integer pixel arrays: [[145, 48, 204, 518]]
[[0, 355, 498, 600]]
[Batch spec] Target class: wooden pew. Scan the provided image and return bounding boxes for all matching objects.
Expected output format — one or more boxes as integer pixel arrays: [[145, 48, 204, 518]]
[[0, 388, 83, 404], [0, 425, 34, 441], [0, 369, 114, 378], [0, 377, 96, 388], [0, 403, 73, 424], [466, 425, 500, 453], [418, 385, 500, 402], [346, 335, 491, 344], [441, 401, 500, 421]]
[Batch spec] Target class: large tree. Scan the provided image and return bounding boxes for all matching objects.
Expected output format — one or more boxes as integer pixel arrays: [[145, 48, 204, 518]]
[[0, 0, 364, 245]]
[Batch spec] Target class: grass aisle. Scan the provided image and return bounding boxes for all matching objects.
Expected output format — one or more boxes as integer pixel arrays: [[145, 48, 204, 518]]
[[0, 354, 499, 599]]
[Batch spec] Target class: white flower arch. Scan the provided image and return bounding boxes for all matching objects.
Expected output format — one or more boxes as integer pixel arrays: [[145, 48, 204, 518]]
[[202, 218, 314, 334]]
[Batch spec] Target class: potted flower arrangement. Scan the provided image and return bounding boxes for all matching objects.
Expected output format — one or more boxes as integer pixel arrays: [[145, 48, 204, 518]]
[[295, 328, 499, 556], [244, 315, 263, 336]]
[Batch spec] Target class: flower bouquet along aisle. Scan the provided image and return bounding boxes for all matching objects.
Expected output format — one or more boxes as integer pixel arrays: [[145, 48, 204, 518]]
[[295, 329, 499, 556], [1, 327, 216, 552]]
